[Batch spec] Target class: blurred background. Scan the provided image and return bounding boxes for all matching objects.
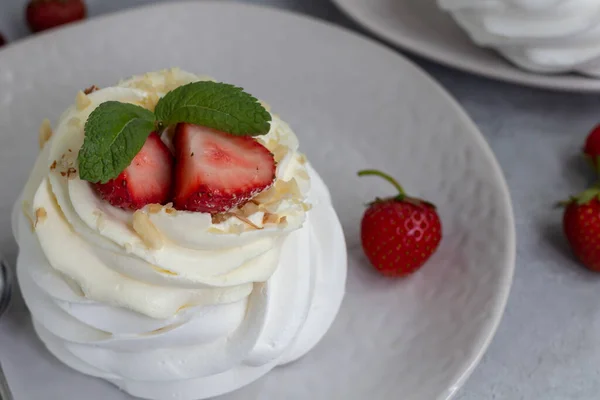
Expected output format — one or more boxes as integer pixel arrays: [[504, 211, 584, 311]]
[[0, 0, 356, 43]]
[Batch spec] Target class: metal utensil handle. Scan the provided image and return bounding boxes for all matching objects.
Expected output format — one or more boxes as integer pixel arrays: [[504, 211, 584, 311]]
[[0, 361, 13, 400]]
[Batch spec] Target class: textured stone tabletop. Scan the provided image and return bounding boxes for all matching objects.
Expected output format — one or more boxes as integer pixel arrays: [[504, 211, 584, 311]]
[[2, 1, 600, 399]]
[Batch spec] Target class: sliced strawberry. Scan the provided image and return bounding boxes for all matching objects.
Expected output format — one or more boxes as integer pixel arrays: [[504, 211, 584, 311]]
[[93, 132, 173, 210], [173, 123, 276, 213]]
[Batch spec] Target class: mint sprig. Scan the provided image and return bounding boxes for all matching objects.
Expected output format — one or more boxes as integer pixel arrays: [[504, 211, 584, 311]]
[[155, 81, 271, 135], [78, 102, 156, 184], [77, 82, 272, 183]]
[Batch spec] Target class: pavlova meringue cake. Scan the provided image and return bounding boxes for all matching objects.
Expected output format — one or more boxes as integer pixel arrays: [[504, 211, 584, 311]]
[[439, 0, 600, 76], [11, 69, 347, 400]]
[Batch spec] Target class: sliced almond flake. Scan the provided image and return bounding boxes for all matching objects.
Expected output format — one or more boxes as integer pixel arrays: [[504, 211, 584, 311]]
[[34, 207, 47, 227], [212, 213, 229, 224], [151, 265, 179, 276], [263, 212, 279, 225], [253, 186, 276, 204], [66, 167, 77, 179], [272, 145, 288, 163], [147, 204, 163, 214], [38, 119, 53, 149], [83, 85, 99, 95], [278, 178, 303, 199], [241, 201, 259, 217], [132, 211, 164, 250], [165, 207, 177, 215], [75, 91, 92, 111], [266, 138, 278, 151], [231, 213, 263, 230], [279, 216, 287, 224]]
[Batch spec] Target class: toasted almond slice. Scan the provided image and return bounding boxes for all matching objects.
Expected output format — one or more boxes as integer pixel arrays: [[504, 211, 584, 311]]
[[147, 204, 163, 214], [151, 265, 178, 276], [212, 213, 229, 224], [272, 145, 288, 163], [231, 213, 263, 230], [83, 85, 99, 95], [132, 211, 164, 250], [263, 212, 279, 225], [241, 201, 260, 217], [38, 119, 53, 149], [34, 207, 47, 227], [165, 207, 177, 215], [75, 91, 92, 111]]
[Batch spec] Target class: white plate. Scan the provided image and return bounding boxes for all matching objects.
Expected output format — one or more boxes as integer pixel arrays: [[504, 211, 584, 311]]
[[331, 0, 600, 92], [0, 2, 515, 399]]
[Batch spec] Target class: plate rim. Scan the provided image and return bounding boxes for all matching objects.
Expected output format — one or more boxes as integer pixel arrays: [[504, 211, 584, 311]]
[[330, 0, 600, 93], [0, 1, 517, 399]]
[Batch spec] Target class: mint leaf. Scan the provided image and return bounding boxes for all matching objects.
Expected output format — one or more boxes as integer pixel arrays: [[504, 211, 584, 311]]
[[78, 102, 156, 183], [155, 81, 271, 136]]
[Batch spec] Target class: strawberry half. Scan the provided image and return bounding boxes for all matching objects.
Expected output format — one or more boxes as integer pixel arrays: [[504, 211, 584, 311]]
[[93, 132, 173, 210], [173, 123, 276, 213]]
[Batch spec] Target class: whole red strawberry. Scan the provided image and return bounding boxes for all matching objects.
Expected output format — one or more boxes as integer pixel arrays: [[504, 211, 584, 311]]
[[583, 124, 600, 171], [358, 170, 442, 277], [26, 0, 86, 33], [562, 188, 600, 271]]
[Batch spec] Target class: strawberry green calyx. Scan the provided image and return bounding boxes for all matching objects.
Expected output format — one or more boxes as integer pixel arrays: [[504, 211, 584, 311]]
[[357, 169, 435, 208], [559, 185, 600, 207]]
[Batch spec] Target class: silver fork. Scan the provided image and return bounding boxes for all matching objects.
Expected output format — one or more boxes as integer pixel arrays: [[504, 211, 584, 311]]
[[0, 256, 13, 400]]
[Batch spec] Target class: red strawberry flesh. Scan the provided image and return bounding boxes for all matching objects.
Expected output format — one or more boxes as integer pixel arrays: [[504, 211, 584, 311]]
[[584, 124, 600, 167], [173, 123, 276, 213], [26, 0, 86, 33], [93, 132, 173, 210]]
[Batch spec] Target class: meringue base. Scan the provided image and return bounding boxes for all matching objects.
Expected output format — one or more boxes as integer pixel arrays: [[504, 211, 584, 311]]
[[13, 166, 347, 400]]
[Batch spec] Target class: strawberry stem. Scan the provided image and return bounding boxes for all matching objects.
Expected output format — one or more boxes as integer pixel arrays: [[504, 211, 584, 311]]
[[357, 169, 406, 197]]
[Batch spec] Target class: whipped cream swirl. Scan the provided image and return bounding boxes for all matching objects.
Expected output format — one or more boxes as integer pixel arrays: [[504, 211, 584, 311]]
[[12, 69, 347, 400], [439, 0, 600, 76]]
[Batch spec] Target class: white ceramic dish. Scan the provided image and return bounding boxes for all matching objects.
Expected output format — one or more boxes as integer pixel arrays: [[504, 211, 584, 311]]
[[331, 0, 600, 92], [0, 2, 515, 399]]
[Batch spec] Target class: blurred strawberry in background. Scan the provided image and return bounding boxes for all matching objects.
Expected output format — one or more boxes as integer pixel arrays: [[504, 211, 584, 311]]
[[26, 0, 86, 33]]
